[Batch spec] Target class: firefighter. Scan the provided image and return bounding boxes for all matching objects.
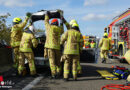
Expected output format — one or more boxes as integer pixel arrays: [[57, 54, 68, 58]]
[[10, 13, 31, 69], [99, 33, 111, 63], [85, 40, 90, 48], [69, 20, 83, 75], [18, 25, 38, 76], [90, 40, 96, 48], [62, 19, 83, 75], [44, 11, 64, 79], [60, 23, 83, 81]]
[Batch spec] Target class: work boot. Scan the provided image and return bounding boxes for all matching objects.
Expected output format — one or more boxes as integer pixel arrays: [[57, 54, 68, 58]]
[[56, 73, 61, 79], [50, 75, 56, 79], [18, 70, 27, 77], [102, 58, 106, 63], [63, 78, 69, 82], [22, 69, 27, 76]]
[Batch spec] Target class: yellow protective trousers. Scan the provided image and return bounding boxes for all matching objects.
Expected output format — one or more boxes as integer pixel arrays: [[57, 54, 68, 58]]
[[13, 47, 20, 68], [18, 52, 36, 75], [47, 49, 61, 76], [64, 55, 79, 79], [100, 50, 108, 59]]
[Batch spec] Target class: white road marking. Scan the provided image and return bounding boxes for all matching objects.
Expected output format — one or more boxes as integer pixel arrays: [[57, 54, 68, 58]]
[[22, 76, 43, 90]]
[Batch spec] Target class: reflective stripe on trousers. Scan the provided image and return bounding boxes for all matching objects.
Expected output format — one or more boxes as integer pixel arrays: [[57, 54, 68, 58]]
[[48, 49, 61, 76], [72, 70, 77, 75], [18, 52, 36, 75], [63, 55, 79, 79], [64, 70, 69, 74]]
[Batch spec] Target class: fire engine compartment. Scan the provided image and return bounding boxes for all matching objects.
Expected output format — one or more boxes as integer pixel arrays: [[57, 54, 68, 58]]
[[108, 9, 130, 59]]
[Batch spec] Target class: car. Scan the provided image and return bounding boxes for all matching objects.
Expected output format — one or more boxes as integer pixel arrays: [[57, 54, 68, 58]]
[[0, 39, 13, 66]]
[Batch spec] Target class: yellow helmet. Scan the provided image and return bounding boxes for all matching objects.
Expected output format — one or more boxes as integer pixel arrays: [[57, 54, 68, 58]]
[[104, 33, 108, 37], [72, 23, 79, 27], [69, 19, 78, 26], [13, 17, 22, 23]]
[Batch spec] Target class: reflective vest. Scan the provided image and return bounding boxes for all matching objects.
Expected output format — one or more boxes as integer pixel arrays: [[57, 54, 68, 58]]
[[44, 15, 64, 50], [10, 17, 29, 47], [19, 30, 38, 52], [99, 38, 111, 50], [85, 41, 90, 46], [90, 42, 96, 48], [61, 29, 83, 55]]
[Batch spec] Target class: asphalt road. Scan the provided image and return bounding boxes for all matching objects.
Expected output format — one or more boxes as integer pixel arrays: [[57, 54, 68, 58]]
[[31, 63, 130, 90], [1, 61, 130, 90]]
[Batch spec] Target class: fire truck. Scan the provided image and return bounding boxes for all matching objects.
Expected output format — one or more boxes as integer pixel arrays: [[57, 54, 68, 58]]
[[107, 8, 130, 57]]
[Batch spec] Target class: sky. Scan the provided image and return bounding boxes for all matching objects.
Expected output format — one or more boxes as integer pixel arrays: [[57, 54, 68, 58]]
[[0, 0, 130, 37]]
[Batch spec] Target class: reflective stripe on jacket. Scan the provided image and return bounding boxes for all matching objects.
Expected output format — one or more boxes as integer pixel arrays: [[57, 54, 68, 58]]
[[19, 30, 38, 52], [64, 22, 83, 52], [44, 15, 64, 50], [61, 29, 83, 55]]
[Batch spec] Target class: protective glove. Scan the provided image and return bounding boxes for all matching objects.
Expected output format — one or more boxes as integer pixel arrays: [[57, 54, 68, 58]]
[[45, 11, 50, 16], [57, 9, 63, 18], [29, 20, 33, 25], [60, 55, 66, 62], [61, 17, 66, 23], [57, 9, 63, 14], [26, 12, 32, 18]]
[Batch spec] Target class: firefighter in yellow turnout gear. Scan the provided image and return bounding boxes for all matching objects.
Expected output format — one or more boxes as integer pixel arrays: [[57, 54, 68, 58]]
[[90, 40, 96, 48], [85, 41, 90, 48], [99, 33, 111, 63], [44, 11, 64, 78], [63, 19, 83, 75], [10, 14, 30, 69], [61, 22, 83, 81], [18, 25, 38, 76]]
